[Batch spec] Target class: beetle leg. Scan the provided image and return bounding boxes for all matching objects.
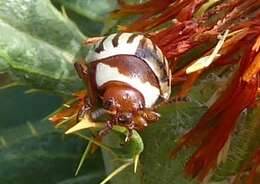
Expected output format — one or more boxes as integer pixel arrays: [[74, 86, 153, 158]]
[[168, 95, 191, 103], [123, 121, 135, 142], [90, 108, 109, 120], [74, 60, 89, 87], [76, 97, 92, 122], [133, 115, 148, 130], [139, 109, 160, 122], [74, 59, 98, 106], [83, 37, 104, 46], [74, 60, 99, 117], [130, 110, 160, 131], [98, 120, 114, 137], [124, 129, 133, 142], [154, 95, 191, 109]]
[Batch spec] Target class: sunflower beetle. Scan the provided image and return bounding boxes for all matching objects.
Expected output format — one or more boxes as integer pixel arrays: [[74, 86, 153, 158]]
[[75, 33, 172, 141]]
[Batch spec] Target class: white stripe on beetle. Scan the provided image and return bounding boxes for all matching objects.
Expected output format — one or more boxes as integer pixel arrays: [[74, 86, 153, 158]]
[[96, 63, 160, 108], [87, 33, 144, 62]]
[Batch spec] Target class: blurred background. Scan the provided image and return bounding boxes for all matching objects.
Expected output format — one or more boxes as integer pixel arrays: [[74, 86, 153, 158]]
[[0, 86, 106, 184], [1, 0, 259, 184]]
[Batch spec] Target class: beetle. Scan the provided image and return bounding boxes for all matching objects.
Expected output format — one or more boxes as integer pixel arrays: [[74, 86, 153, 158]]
[[74, 32, 172, 141]]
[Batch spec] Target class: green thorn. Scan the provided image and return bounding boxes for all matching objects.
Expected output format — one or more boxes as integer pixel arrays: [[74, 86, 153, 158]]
[[75, 133, 116, 157], [0, 82, 23, 90], [54, 114, 76, 128], [61, 6, 68, 19], [75, 141, 93, 176], [100, 161, 133, 184], [63, 103, 71, 108], [0, 136, 7, 147], [134, 154, 140, 173], [65, 118, 105, 134], [27, 122, 38, 136], [24, 89, 46, 94], [194, 0, 223, 17]]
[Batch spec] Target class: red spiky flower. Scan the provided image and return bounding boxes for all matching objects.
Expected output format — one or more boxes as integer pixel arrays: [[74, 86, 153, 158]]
[[114, 0, 260, 182]]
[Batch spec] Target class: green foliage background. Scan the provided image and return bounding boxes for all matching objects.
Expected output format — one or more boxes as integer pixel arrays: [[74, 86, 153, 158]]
[[0, 0, 259, 184]]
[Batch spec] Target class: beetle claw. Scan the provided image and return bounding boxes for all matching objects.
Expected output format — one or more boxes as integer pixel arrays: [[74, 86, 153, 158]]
[[124, 129, 133, 143], [98, 120, 114, 137]]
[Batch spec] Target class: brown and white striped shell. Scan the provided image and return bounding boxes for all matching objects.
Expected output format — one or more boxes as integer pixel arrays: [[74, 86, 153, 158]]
[[86, 33, 171, 108]]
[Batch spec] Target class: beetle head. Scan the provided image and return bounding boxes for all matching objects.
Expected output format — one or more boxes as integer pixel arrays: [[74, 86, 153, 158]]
[[101, 82, 145, 123]]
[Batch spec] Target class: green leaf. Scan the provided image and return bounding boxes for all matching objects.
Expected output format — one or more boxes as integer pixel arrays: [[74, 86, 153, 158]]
[[0, 126, 105, 184], [213, 107, 260, 181], [64, 9, 104, 37], [54, 0, 118, 22], [0, 0, 86, 94], [53, 0, 143, 35], [0, 0, 84, 53], [0, 58, 8, 72], [0, 87, 62, 130]]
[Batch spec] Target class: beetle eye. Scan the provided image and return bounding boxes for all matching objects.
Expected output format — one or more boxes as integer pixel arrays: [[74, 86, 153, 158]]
[[118, 113, 132, 123], [103, 99, 114, 109]]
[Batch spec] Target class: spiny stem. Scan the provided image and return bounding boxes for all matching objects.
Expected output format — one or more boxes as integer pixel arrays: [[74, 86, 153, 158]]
[[100, 161, 133, 184]]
